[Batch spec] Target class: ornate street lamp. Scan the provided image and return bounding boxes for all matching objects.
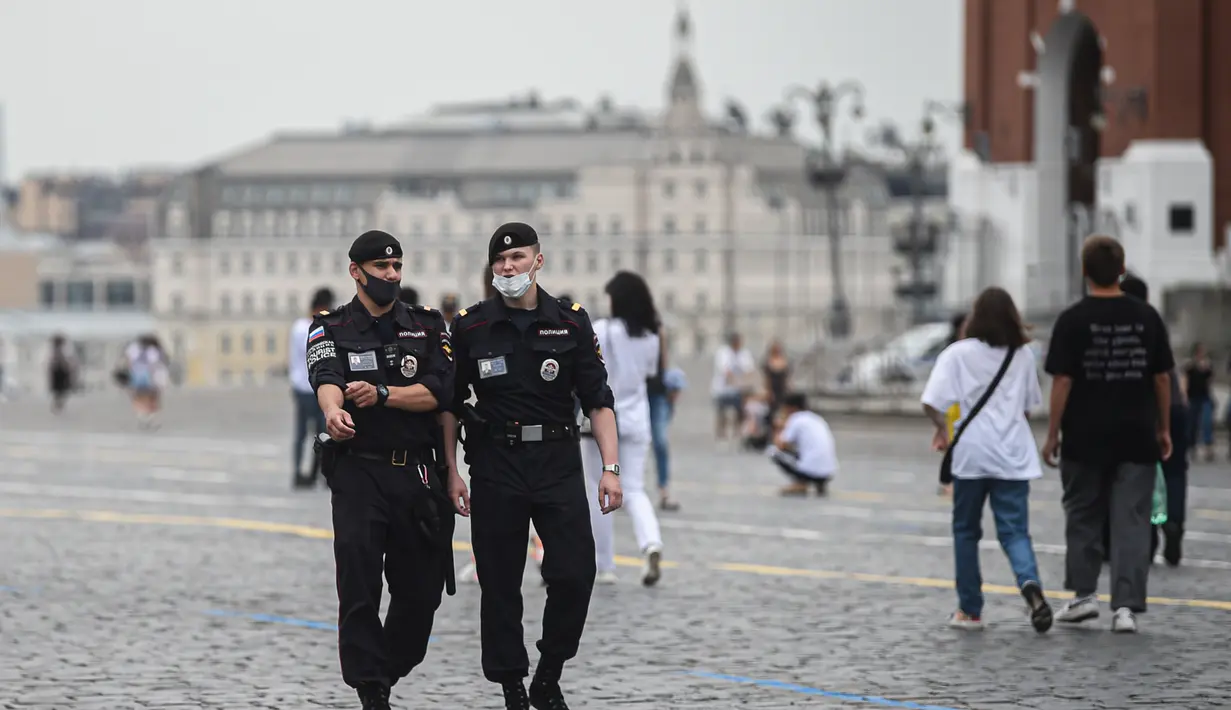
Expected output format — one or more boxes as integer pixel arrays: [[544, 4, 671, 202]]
[[782, 80, 865, 340]]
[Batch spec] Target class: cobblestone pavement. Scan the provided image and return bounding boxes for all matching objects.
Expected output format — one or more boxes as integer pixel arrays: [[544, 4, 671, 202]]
[[3, 388, 1231, 709]]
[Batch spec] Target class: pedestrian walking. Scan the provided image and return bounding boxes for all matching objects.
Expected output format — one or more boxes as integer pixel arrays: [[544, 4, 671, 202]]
[[646, 323, 682, 511], [581, 271, 666, 586], [47, 334, 77, 413], [1043, 235, 1174, 633], [306, 230, 458, 709], [921, 287, 1053, 632], [1182, 342, 1216, 462], [289, 287, 334, 489], [1121, 275, 1188, 566], [441, 221, 622, 710]]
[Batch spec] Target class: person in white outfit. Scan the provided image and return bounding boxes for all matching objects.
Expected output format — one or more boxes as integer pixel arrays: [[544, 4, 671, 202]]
[[581, 271, 665, 586], [766, 393, 838, 497]]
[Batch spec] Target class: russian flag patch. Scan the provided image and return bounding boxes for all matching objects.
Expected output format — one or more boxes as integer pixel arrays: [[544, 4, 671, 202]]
[[308, 326, 325, 343]]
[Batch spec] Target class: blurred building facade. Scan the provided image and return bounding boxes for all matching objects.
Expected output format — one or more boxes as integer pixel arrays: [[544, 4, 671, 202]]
[[11, 170, 173, 247], [149, 9, 948, 388], [949, 0, 1231, 318], [0, 230, 153, 394]]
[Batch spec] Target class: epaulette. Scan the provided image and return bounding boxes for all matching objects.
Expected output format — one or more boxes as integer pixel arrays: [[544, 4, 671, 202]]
[[457, 301, 484, 319], [314, 305, 346, 322], [408, 303, 441, 317], [570, 302, 583, 312]]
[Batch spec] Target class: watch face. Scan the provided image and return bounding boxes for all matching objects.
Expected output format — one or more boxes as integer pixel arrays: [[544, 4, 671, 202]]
[[377, 384, 388, 396]]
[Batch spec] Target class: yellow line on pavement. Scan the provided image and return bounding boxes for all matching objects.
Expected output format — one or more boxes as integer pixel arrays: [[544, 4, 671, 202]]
[[0, 508, 1224, 610]]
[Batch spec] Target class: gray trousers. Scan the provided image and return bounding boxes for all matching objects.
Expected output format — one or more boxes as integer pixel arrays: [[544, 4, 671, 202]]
[[1060, 459, 1156, 612]]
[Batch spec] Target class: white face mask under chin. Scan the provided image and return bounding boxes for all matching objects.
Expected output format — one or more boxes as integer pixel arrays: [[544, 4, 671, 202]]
[[492, 265, 537, 299]]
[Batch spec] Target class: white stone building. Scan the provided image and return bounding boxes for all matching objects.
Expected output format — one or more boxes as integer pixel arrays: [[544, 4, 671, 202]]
[[148, 9, 940, 388]]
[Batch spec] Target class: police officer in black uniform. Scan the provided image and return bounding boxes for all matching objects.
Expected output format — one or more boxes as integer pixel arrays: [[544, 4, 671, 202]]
[[306, 229, 457, 710], [440, 222, 623, 710]]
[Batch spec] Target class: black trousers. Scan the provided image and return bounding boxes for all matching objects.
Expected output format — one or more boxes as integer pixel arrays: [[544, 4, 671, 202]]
[[468, 438, 596, 684], [329, 452, 446, 689]]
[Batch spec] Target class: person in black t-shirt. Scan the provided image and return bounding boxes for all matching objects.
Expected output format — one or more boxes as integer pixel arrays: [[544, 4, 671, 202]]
[[1042, 234, 1174, 634]]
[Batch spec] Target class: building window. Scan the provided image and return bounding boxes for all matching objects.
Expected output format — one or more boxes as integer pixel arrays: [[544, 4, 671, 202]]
[[694, 249, 708, 273], [412, 251, 425, 274], [287, 292, 299, 313], [220, 369, 233, 385], [309, 252, 321, 275], [694, 216, 707, 235], [663, 249, 676, 272], [538, 218, 553, 236], [563, 251, 576, 273], [286, 252, 299, 274], [219, 334, 231, 354], [218, 254, 231, 275], [243, 332, 254, 354], [440, 217, 452, 237], [171, 293, 184, 313], [241, 253, 253, 275], [1169, 203, 1195, 234], [695, 292, 707, 311], [695, 179, 707, 198], [563, 217, 576, 236], [242, 293, 254, 314], [440, 252, 452, 273], [220, 294, 232, 315], [663, 291, 676, 310], [265, 293, 278, 314], [412, 219, 425, 237], [66, 281, 93, 309], [266, 331, 278, 354], [171, 254, 184, 275], [663, 216, 676, 235], [662, 180, 675, 199], [608, 217, 622, 236], [105, 280, 137, 307], [585, 251, 598, 274], [265, 251, 277, 274], [610, 251, 622, 271], [39, 281, 55, 307], [586, 216, 599, 236]]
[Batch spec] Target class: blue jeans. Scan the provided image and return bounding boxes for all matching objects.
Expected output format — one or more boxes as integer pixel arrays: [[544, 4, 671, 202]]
[[1189, 396, 1214, 447], [648, 393, 673, 489], [292, 390, 325, 476], [952, 478, 1042, 617]]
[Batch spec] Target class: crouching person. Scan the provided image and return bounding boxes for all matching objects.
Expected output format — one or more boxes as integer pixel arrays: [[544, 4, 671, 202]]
[[766, 393, 837, 497]]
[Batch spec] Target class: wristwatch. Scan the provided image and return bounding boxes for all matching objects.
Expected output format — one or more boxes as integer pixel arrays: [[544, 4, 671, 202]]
[[375, 383, 389, 406], [602, 463, 620, 476]]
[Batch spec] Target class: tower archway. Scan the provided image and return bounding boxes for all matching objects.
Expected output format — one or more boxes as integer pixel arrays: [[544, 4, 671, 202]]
[[1033, 10, 1103, 307]]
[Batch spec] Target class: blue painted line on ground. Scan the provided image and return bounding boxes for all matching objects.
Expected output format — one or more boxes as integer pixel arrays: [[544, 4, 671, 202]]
[[203, 609, 437, 642], [685, 671, 965, 710]]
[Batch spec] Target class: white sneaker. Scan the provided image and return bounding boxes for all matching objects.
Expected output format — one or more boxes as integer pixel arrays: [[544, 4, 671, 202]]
[[595, 570, 618, 585], [1055, 595, 1100, 624], [641, 544, 663, 587], [1111, 607, 1138, 633], [947, 611, 984, 630]]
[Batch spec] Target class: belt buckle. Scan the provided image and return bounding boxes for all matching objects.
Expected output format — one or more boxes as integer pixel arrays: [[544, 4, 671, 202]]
[[391, 450, 407, 467], [521, 425, 544, 443]]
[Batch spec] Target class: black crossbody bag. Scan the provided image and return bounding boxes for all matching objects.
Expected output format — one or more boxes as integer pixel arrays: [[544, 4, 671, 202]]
[[939, 346, 1017, 485]]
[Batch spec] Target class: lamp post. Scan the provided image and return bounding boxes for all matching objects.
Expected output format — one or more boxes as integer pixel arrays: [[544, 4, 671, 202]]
[[875, 100, 968, 325], [782, 80, 865, 341]]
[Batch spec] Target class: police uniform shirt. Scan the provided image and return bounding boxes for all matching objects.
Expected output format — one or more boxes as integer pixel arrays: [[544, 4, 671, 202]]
[[449, 287, 614, 425], [307, 297, 455, 451]]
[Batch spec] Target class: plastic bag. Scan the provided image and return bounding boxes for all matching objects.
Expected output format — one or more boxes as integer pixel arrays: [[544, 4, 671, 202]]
[[1150, 464, 1168, 526]]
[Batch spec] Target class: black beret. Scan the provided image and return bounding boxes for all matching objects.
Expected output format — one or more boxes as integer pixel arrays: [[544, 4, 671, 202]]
[[348, 230, 402, 263], [488, 222, 539, 265]]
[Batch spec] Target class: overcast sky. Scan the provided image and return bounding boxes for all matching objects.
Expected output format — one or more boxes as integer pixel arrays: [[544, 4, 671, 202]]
[[0, 0, 963, 180]]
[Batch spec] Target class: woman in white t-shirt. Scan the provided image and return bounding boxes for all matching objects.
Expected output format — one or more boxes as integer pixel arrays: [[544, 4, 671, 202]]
[[124, 334, 170, 429], [581, 271, 665, 587], [920, 287, 1053, 633]]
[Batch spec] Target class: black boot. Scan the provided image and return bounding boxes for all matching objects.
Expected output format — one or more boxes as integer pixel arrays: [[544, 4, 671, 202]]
[[356, 682, 391, 710], [502, 681, 530, 710], [529, 661, 570, 710], [1162, 521, 1184, 566]]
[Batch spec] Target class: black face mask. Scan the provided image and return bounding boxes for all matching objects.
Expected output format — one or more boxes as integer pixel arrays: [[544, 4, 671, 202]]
[[358, 269, 400, 307]]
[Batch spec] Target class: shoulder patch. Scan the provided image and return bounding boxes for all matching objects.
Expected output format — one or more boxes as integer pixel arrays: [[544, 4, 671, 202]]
[[571, 302, 582, 312], [317, 309, 330, 316], [457, 308, 467, 317]]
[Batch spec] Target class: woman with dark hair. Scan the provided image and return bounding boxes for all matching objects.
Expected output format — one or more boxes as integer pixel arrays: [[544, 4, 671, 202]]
[[921, 287, 1053, 632], [47, 334, 76, 413], [581, 270, 666, 586]]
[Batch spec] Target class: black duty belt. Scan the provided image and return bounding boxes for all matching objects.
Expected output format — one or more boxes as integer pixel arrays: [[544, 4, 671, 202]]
[[343, 447, 428, 467], [488, 422, 578, 445]]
